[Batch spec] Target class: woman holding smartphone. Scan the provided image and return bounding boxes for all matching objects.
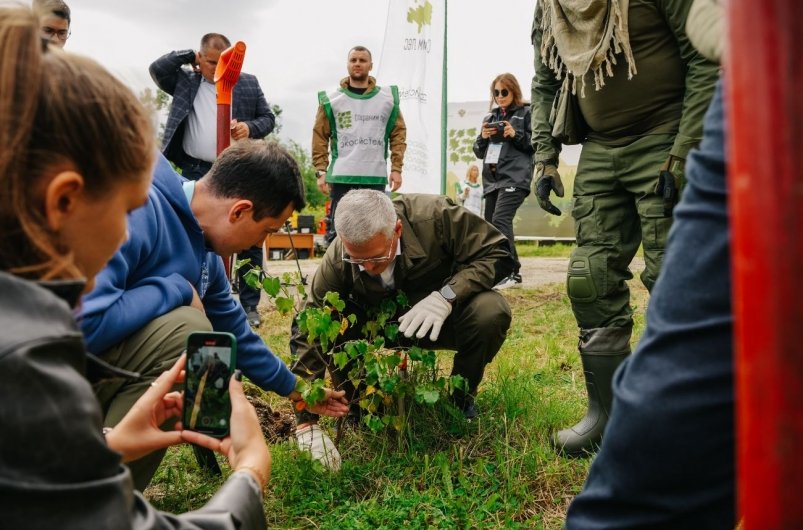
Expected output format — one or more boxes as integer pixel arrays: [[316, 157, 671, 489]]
[[0, 7, 269, 529], [473, 73, 534, 289]]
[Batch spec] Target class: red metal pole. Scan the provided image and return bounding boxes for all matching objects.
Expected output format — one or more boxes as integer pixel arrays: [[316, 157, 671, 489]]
[[214, 41, 246, 278], [727, 0, 803, 526]]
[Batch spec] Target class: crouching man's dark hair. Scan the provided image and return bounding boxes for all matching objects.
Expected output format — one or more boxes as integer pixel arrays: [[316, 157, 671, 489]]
[[206, 140, 306, 219]]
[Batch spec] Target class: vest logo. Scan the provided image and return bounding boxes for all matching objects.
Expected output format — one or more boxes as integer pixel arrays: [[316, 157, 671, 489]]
[[407, 0, 432, 34], [336, 111, 353, 129]]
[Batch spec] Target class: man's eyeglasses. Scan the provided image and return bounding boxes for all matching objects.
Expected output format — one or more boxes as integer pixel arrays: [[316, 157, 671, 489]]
[[493, 88, 510, 98], [341, 233, 397, 265], [42, 26, 70, 41]]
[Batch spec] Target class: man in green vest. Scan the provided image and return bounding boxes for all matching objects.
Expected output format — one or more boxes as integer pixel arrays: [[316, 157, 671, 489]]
[[312, 46, 407, 244], [530, 0, 719, 457]]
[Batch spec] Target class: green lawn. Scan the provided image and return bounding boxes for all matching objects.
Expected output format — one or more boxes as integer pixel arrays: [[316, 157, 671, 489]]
[[148, 280, 649, 529]]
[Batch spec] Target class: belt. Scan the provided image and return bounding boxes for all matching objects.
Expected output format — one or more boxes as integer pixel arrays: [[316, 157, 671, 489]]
[[183, 155, 214, 168]]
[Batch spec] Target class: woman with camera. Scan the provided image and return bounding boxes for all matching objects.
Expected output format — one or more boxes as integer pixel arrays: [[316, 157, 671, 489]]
[[0, 7, 269, 529], [472, 73, 534, 289]]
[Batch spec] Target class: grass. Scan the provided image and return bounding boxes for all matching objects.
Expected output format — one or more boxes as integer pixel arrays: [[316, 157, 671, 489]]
[[148, 280, 649, 529], [514, 241, 575, 258]]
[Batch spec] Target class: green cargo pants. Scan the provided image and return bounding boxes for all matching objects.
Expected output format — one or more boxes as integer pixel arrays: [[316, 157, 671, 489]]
[[93, 306, 212, 491], [567, 134, 677, 330]]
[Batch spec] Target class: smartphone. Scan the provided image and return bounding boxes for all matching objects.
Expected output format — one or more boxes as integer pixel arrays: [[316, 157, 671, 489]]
[[183, 331, 237, 438], [486, 121, 505, 134]]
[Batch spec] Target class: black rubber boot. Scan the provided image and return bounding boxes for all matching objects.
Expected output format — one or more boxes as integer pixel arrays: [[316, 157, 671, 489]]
[[552, 326, 631, 457]]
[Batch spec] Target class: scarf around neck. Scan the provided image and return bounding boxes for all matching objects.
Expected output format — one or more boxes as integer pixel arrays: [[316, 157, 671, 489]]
[[540, 0, 637, 96]]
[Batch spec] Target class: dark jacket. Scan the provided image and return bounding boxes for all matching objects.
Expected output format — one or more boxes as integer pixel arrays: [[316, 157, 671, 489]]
[[0, 271, 266, 530], [149, 49, 275, 165], [472, 104, 534, 195]]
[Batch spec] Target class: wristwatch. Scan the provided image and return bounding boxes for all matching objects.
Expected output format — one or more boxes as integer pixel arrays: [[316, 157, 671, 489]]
[[439, 283, 457, 304], [316, 170, 326, 179]]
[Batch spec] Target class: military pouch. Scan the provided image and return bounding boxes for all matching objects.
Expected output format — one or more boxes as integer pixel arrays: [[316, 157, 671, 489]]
[[549, 77, 587, 146]]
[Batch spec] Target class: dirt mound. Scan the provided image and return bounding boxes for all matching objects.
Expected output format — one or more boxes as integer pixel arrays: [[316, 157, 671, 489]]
[[249, 395, 296, 443]]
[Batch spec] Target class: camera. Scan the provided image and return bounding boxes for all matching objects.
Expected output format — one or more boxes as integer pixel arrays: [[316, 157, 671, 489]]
[[486, 121, 505, 135]]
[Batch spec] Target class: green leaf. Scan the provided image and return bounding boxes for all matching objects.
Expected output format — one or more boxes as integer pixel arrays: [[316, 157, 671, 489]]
[[396, 291, 409, 308], [333, 350, 349, 370], [415, 387, 440, 405], [421, 349, 437, 369], [261, 276, 281, 297], [303, 379, 327, 405], [408, 345, 424, 362], [275, 296, 294, 314], [324, 291, 346, 312], [449, 375, 468, 393], [384, 323, 399, 341], [379, 298, 397, 316], [364, 414, 384, 433], [379, 375, 399, 394], [233, 258, 252, 273]]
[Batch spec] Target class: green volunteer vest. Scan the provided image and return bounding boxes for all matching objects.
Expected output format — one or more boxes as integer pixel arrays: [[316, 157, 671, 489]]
[[319, 85, 400, 185]]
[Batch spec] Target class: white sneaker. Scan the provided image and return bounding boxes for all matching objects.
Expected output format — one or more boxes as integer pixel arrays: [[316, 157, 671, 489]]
[[295, 424, 341, 471], [493, 273, 522, 290]]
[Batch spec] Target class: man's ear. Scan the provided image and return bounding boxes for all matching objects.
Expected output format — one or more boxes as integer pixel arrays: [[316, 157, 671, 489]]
[[228, 199, 254, 223], [395, 218, 402, 237], [44, 171, 85, 231]]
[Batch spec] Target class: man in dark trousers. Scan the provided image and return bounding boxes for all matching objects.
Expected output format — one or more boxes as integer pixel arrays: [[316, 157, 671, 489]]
[[530, 0, 720, 456], [150, 32, 274, 327]]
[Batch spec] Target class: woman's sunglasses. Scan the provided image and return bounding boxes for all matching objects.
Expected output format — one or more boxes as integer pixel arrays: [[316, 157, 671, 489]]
[[493, 88, 510, 98]]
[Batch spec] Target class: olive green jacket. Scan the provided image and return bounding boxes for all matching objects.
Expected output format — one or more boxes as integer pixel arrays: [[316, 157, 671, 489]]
[[531, 0, 720, 163], [293, 194, 510, 359]]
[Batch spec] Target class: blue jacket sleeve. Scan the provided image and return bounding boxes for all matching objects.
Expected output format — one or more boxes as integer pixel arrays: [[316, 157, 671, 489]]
[[203, 255, 296, 396], [79, 204, 194, 355]]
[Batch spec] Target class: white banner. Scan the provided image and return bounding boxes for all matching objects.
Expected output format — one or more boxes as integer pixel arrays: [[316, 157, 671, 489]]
[[378, 0, 445, 194]]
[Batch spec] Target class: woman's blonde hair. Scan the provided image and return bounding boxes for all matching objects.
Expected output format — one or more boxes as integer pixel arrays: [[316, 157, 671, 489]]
[[465, 164, 479, 180], [489, 73, 525, 110], [0, 6, 154, 280]]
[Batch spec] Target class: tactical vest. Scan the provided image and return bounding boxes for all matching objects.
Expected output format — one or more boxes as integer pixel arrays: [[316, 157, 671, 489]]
[[319, 85, 400, 185]]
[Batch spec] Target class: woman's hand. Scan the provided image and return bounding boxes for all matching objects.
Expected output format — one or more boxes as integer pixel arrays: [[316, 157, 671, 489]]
[[105, 355, 186, 463], [181, 373, 271, 490], [480, 123, 495, 139], [502, 121, 515, 138]]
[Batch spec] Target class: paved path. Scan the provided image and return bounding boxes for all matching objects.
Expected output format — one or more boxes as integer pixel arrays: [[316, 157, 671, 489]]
[[256, 256, 646, 292]]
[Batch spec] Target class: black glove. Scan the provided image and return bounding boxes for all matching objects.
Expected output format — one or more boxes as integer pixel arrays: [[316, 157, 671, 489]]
[[533, 161, 564, 216], [656, 155, 685, 217]]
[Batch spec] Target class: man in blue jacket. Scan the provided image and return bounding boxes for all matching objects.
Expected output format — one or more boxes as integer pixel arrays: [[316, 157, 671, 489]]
[[80, 141, 347, 490], [150, 33, 274, 327]]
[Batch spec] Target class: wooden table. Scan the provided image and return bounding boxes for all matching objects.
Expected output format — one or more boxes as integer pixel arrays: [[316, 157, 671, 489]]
[[264, 232, 315, 259]]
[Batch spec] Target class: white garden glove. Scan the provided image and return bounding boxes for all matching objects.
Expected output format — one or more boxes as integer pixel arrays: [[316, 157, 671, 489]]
[[296, 424, 341, 471], [398, 291, 453, 341]]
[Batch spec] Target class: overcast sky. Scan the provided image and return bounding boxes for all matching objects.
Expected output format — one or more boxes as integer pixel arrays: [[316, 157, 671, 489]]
[[44, 0, 536, 150]]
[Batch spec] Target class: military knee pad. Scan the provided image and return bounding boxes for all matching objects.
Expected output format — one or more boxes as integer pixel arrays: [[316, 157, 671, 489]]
[[567, 251, 597, 303]]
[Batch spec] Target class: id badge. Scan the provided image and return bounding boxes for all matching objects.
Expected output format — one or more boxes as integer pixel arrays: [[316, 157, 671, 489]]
[[485, 143, 502, 165]]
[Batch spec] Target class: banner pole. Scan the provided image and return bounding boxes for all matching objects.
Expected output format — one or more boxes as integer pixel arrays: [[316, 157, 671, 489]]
[[441, 0, 448, 194]]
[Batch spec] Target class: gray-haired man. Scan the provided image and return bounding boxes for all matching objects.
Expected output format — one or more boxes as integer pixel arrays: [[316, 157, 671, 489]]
[[291, 189, 514, 469]]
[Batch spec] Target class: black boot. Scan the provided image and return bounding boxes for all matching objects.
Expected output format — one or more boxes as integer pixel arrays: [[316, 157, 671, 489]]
[[552, 326, 631, 457]]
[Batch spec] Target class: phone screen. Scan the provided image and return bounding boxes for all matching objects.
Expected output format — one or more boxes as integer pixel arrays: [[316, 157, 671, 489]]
[[183, 332, 237, 438]]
